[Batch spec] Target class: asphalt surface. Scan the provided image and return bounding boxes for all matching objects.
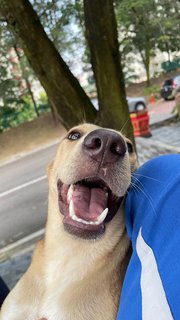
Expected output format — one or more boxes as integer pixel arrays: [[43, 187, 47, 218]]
[[0, 144, 58, 249]]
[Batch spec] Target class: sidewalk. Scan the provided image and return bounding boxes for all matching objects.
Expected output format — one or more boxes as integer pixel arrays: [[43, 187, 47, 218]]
[[137, 120, 180, 165], [0, 119, 180, 290]]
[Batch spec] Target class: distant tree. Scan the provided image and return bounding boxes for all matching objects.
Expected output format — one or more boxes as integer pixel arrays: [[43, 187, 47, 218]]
[[116, 0, 158, 86], [13, 45, 40, 117], [155, 0, 180, 62], [116, 0, 180, 85], [0, 25, 23, 108]]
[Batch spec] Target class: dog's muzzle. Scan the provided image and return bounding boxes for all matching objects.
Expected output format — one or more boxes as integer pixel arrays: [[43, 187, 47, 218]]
[[57, 129, 129, 239]]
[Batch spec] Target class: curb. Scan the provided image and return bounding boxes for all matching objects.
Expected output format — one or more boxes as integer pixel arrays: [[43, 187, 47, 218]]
[[150, 115, 177, 129], [0, 229, 44, 262]]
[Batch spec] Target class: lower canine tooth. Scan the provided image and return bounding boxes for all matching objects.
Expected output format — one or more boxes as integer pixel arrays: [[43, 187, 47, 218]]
[[95, 208, 108, 224]]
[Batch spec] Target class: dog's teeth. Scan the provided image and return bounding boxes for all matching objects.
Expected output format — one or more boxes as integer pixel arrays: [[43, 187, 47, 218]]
[[72, 214, 91, 225], [69, 200, 108, 226], [95, 208, 108, 225], [69, 199, 75, 217], [72, 215, 81, 222], [67, 185, 74, 203], [69, 200, 89, 224]]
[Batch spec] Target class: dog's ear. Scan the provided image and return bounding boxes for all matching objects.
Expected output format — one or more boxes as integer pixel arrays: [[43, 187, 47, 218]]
[[46, 160, 54, 177]]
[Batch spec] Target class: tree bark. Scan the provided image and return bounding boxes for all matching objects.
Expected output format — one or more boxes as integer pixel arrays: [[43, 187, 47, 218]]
[[1, 0, 97, 129], [141, 53, 151, 87], [83, 0, 134, 141]]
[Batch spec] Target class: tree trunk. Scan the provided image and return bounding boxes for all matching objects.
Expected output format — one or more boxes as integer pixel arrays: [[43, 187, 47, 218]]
[[144, 59, 151, 87], [25, 78, 40, 117], [140, 44, 151, 87], [83, 0, 134, 141], [145, 44, 151, 87], [1, 0, 97, 129]]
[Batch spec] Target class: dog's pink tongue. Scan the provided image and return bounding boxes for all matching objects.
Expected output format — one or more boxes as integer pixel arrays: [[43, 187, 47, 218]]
[[72, 185, 107, 221]]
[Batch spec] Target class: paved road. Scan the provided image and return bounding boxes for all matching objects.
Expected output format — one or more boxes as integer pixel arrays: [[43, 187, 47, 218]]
[[148, 99, 175, 124], [0, 143, 58, 249]]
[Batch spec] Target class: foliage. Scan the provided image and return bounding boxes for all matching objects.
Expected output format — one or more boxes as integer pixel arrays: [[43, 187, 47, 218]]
[[0, 99, 33, 132], [0, 95, 49, 132], [31, 0, 87, 73], [116, 0, 180, 85], [116, 0, 158, 85], [155, 0, 180, 57], [161, 58, 180, 73], [0, 25, 22, 107], [172, 104, 180, 119], [173, 90, 180, 119], [38, 91, 48, 104], [0, 15, 50, 130], [143, 84, 161, 100]]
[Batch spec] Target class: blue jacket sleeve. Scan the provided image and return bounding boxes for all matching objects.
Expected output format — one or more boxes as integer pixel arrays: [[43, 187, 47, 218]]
[[117, 154, 180, 320]]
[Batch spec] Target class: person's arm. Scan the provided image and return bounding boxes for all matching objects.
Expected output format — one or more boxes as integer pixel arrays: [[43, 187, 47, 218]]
[[117, 154, 180, 320], [0, 277, 9, 308]]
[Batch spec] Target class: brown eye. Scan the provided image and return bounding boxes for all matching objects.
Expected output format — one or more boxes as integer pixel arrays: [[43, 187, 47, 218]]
[[68, 131, 81, 141], [127, 141, 134, 154]]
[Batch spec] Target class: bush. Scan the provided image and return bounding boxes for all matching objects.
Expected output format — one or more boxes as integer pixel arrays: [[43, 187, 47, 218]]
[[143, 84, 161, 100], [161, 58, 180, 73], [172, 104, 180, 119], [0, 94, 50, 133], [39, 91, 48, 104], [0, 99, 34, 132]]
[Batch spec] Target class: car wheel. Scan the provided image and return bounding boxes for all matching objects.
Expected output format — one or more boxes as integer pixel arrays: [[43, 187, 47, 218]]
[[135, 103, 146, 111]]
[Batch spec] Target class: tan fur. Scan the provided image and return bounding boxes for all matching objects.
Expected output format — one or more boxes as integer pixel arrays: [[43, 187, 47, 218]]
[[0, 124, 137, 320]]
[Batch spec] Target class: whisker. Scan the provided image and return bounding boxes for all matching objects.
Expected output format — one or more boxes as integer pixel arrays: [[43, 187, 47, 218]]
[[120, 117, 131, 135], [133, 173, 162, 183], [130, 177, 157, 216]]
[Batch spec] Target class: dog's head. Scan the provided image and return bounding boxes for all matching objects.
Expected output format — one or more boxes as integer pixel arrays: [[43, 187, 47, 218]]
[[47, 123, 137, 240]]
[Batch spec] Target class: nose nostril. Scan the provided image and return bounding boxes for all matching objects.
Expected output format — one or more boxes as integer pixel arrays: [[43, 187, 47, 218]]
[[85, 136, 102, 149], [94, 138, 101, 149], [110, 142, 126, 156]]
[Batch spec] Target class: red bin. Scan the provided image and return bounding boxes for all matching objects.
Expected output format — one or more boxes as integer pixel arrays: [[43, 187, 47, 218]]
[[130, 110, 151, 137]]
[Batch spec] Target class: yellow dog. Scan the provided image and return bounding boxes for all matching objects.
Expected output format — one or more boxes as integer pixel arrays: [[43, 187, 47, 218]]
[[0, 123, 137, 320]]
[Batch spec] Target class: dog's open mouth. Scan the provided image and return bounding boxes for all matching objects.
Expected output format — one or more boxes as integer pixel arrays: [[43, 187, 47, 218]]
[[57, 178, 123, 238]]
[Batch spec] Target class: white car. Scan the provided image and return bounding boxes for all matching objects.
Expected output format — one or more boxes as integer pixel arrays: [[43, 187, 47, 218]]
[[127, 96, 147, 113], [91, 97, 147, 113]]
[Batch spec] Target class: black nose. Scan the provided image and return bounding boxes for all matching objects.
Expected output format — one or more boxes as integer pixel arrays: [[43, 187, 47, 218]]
[[83, 129, 127, 164]]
